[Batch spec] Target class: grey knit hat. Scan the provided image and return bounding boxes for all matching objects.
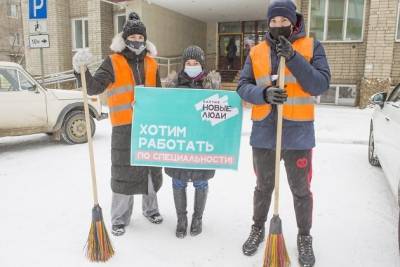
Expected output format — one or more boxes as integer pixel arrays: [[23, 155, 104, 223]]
[[122, 12, 147, 40], [182, 46, 206, 68]]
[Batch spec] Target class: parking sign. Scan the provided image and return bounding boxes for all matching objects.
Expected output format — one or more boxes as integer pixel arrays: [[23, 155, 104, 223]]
[[29, 0, 47, 20]]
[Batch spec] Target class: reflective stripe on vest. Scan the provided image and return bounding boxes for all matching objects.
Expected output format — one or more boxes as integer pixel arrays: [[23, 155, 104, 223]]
[[109, 103, 133, 113], [250, 37, 314, 122], [107, 85, 133, 98], [107, 53, 158, 127]]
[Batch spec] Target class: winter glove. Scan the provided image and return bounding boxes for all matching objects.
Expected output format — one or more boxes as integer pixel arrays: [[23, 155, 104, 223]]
[[276, 36, 295, 60], [203, 71, 222, 89], [72, 49, 93, 73], [263, 86, 288, 104]]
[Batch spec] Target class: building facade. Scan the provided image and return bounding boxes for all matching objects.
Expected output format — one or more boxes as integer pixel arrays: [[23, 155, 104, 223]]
[[20, 0, 209, 79], [19, 0, 400, 107], [300, 0, 400, 107], [0, 0, 24, 64]]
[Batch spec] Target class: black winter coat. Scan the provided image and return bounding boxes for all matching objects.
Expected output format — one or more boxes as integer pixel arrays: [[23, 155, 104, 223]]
[[76, 49, 162, 195]]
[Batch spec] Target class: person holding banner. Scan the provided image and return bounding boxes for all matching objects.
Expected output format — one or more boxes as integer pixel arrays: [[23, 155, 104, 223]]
[[72, 12, 164, 236], [164, 46, 221, 238], [237, 1, 330, 266]]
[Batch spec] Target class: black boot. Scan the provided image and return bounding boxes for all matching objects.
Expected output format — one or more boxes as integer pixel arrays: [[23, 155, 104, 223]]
[[190, 188, 208, 236], [111, 224, 125, 236], [173, 188, 188, 238], [297, 234, 316, 267], [242, 225, 265, 256]]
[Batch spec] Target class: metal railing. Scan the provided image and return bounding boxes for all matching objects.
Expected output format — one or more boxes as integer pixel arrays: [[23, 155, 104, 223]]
[[155, 56, 182, 78]]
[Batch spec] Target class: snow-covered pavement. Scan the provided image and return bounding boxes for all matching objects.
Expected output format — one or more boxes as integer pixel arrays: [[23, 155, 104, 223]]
[[0, 105, 398, 267]]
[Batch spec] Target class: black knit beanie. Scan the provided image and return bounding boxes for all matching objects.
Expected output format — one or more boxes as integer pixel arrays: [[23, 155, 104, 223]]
[[122, 12, 147, 40], [182, 46, 206, 69], [267, 0, 297, 25]]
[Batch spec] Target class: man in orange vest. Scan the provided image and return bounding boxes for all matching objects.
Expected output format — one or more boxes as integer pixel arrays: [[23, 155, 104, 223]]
[[73, 12, 163, 236], [237, 1, 330, 266]]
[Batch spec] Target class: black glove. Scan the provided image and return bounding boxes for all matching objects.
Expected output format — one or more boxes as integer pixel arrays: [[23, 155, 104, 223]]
[[263, 86, 288, 104], [276, 36, 295, 60]]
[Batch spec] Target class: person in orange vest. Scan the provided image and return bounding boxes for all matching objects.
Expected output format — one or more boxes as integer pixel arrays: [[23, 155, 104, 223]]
[[237, 1, 330, 266], [72, 12, 163, 236]]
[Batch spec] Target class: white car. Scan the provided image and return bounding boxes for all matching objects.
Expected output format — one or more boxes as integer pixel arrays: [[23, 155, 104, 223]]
[[0, 61, 107, 144], [369, 85, 400, 250]]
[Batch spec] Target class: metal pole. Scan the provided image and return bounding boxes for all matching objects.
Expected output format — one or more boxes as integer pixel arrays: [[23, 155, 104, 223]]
[[167, 58, 170, 76], [40, 48, 45, 84]]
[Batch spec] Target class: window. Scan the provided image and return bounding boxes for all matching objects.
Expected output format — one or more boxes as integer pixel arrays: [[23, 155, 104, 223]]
[[114, 14, 126, 34], [309, 0, 365, 41], [244, 21, 256, 33], [337, 86, 357, 105], [7, 3, 18, 18], [318, 85, 357, 106], [219, 22, 241, 33], [0, 68, 19, 92], [257, 20, 269, 34], [72, 18, 89, 50], [9, 33, 21, 46], [18, 72, 36, 91], [320, 86, 337, 104]]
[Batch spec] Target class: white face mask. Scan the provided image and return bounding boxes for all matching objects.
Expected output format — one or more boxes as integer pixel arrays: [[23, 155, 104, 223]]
[[184, 65, 203, 78]]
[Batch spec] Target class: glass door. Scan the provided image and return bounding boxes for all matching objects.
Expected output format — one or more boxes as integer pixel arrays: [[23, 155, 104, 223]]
[[218, 34, 242, 71]]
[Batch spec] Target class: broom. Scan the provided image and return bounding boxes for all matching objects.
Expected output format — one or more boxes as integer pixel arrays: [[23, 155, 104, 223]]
[[263, 56, 291, 267], [80, 65, 114, 262]]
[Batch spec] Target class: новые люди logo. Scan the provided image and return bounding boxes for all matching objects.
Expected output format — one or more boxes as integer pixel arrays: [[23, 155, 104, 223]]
[[195, 94, 239, 126]]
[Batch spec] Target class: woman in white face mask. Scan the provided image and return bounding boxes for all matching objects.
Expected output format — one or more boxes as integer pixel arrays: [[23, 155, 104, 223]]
[[165, 46, 221, 90], [164, 45, 221, 239]]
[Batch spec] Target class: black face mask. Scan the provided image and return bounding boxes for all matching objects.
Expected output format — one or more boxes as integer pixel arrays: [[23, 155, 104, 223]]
[[269, 26, 292, 40], [126, 40, 146, 55]]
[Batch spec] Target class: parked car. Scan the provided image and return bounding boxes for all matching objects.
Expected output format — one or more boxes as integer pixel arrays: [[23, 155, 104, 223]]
[[0, 61, 107, 144], [369, 84, 400, 251]]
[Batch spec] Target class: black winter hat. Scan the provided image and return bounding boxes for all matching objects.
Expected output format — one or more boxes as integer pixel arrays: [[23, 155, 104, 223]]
[[267, 0, 297, 26], [128, 12, 140, 21], [122, 12, 147, 40], [182, 46, 206, 68]]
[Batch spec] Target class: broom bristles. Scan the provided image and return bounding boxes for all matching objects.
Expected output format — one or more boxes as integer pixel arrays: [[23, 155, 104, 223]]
[[264, 233, 290, 267], [85, 205, 114, 262], [263, 215, 290, 267]]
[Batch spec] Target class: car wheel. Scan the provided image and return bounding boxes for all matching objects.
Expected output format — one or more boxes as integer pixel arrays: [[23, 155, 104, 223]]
[[61, 110, 95, 145], [368, 126, 380, 167]]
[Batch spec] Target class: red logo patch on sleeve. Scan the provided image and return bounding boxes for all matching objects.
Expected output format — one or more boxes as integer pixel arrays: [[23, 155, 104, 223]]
[[296, 158, 308, 169]]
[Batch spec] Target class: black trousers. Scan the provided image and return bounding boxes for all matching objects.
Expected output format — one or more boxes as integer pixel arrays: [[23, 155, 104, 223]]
[[252, 148, 313, 235]]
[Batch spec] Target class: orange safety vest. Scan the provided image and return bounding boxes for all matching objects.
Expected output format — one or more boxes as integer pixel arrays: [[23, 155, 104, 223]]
[[250, 37, 315, 122], [107, 53, 157, 127]]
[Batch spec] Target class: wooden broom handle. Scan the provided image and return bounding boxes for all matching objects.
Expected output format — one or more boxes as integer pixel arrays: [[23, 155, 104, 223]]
[[273, 56, 286, 216], [80, 66, 99, 205]]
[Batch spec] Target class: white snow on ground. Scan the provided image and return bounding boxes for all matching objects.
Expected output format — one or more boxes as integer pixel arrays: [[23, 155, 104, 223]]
[[0, 105, 398, 267]]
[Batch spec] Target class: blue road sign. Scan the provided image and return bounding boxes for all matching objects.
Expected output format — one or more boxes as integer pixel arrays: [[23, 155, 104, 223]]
[[29, 0, 47, 20]]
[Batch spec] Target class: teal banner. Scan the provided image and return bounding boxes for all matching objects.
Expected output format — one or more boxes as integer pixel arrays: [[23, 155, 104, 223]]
[[131, 86, 243, 170]]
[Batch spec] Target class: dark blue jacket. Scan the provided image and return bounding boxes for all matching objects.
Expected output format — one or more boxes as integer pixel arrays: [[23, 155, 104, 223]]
[[237, 13, 331, 150]]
